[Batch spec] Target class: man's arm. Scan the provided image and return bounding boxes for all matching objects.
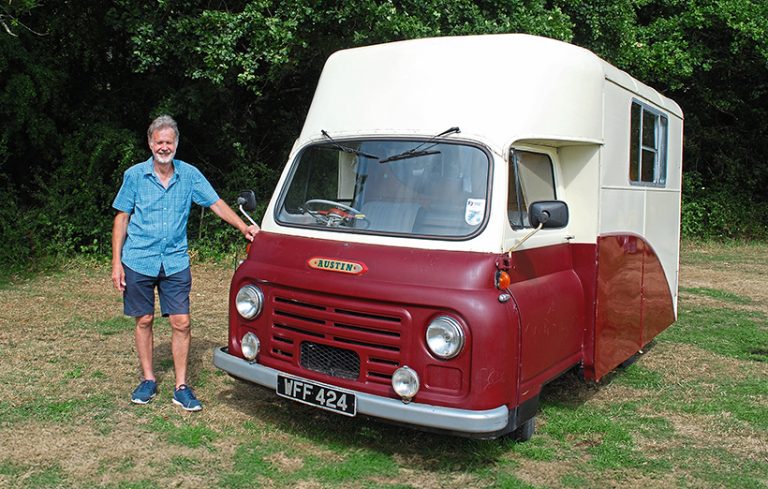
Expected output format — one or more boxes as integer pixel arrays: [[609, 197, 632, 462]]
[[111, 212, 130, 291], [209, 198, 260, 241]]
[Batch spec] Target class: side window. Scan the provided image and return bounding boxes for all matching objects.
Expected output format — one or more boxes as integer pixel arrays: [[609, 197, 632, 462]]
[[629, 100, 668, 186], [508, 150, 556, 228]]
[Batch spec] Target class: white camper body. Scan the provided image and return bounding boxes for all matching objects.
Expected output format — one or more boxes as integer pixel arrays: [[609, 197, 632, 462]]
[[262, 34, 684, 306]]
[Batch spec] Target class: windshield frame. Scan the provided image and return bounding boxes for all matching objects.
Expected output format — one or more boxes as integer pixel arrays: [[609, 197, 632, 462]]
[[273, 137, 494, 241]]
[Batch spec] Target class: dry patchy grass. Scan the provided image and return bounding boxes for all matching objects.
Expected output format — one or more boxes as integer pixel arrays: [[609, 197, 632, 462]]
[[0, 242, 766, 488]]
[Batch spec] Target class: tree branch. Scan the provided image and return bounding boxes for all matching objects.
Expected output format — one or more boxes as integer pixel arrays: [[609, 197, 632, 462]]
[[0, 15, 19, 36], [0, 11, 47, 37]]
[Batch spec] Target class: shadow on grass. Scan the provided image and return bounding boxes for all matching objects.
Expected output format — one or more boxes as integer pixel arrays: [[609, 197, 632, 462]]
[[212, 358, 614, 473], [215, 381, 501, 471]]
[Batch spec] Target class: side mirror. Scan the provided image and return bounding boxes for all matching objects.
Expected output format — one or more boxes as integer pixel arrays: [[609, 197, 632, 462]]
[[237, 190, 257, 212], [528, 201, 568, 229]]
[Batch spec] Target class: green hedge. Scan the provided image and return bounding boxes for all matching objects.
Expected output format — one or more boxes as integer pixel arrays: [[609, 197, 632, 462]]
[[681, 172, 768, 240]]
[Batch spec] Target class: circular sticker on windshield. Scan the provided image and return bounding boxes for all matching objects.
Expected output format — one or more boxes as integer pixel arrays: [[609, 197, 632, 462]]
[[465, 199, 485, 226]]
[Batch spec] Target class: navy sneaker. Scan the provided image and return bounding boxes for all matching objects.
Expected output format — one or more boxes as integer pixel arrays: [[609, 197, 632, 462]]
[[173, 385, 202, 411], [131, 379, 157, 404]]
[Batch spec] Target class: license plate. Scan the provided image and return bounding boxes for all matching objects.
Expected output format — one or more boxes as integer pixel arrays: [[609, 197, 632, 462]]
[[276, 374, 357, 416]]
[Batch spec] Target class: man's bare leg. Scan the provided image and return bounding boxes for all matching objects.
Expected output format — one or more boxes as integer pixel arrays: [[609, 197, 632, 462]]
[[135, 314, 155, 381], [169, 313, 191, 388]]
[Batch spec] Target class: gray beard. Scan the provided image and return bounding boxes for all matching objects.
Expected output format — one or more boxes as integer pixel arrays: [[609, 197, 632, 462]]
[[153, 154, 175, 165]]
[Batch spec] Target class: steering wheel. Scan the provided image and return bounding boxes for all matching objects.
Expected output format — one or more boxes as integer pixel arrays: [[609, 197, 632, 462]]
[[302, 199, 365, 227]]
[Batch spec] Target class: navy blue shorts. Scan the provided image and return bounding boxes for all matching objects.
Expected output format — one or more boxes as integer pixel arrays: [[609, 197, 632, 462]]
[[123, 265, 191, 317]]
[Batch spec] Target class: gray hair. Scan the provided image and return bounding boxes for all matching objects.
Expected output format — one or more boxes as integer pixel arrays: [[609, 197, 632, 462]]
[[147, 115, 180, 142]]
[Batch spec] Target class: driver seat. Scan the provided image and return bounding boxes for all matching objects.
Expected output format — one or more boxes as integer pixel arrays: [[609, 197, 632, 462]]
[[359, 201, 422, 233]]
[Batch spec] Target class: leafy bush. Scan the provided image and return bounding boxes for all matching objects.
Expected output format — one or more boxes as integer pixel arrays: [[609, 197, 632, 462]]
[[681, 171, 768, 240], [0, 179, 37, 270], [35, 125, 143, 258], [188, 155, 276, 262]]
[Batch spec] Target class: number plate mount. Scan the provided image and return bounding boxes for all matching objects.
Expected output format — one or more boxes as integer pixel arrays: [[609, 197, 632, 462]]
[[276, 374, 357, 416]]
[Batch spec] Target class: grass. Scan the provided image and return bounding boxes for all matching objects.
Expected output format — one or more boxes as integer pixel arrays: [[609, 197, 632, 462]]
[[148, 416, 219, 449], [679, 239, 768, 267], [66, 316, 136, 336], [0, 462, 68, 489], [0, 394, 117, 426], [0, 241, 765, 488], [664, 305, 767, 362], [540, 402, 673, 471], [679, 286, 753, 304], [613, 364, 665, 389]]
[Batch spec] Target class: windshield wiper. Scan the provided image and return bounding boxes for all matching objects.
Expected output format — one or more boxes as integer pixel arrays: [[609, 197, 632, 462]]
[[378, 149, 441, 163], [379, 126, 460, 163], [321, 130, 379, 159]]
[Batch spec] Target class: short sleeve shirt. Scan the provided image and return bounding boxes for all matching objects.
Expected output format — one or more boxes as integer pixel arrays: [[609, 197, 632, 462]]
[[112, 158, 219, 277]]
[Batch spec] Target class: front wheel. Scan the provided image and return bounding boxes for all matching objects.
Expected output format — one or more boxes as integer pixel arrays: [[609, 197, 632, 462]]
[[510, 416, 535, 442]]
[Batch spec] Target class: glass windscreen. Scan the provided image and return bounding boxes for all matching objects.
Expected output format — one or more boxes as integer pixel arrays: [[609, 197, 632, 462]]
[[277, 140, 490, 238]]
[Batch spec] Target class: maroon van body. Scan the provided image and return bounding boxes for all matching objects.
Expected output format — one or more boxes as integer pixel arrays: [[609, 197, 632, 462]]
[[214, 231, 674, 438]]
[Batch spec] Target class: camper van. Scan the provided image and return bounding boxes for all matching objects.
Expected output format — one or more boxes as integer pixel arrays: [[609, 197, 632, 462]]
[[213, 34, 684, 440]]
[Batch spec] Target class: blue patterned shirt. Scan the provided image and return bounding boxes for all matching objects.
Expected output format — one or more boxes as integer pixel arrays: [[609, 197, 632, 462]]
[[112, 158, 220, 277]]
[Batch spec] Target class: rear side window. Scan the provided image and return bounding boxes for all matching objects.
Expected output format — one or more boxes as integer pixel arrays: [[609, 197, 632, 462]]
[[630, 100, 668, 186], [508, 150, 556, 228]]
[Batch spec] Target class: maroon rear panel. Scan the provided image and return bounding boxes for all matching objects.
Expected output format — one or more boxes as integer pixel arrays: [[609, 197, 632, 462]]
[[641, 242, 677, 342], [229, 232, 521, 411], [592, 234, 675, 380]]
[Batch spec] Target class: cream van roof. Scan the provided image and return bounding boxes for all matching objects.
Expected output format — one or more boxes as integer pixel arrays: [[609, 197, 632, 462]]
[[299, 34, 682, 151]]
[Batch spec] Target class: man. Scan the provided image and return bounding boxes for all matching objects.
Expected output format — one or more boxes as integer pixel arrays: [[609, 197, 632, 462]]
[[111, 115, 258, 411]]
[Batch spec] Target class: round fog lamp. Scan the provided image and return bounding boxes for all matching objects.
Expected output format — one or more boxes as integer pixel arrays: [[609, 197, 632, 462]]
[[236, 284, 264, 319], [426, 316, 465, 359], [241, 332, 260, 361], [391, 366, 419, 401]]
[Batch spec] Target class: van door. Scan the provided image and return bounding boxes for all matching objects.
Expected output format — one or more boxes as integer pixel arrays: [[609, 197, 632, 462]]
[[506, 149, 584, 400]]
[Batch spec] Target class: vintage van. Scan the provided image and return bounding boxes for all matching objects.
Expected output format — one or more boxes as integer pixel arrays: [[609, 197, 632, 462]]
[[213, 34, 684, 440]]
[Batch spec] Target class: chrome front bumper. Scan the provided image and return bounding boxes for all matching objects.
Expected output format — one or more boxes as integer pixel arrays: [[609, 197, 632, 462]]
[[213, 347, 510, 435]]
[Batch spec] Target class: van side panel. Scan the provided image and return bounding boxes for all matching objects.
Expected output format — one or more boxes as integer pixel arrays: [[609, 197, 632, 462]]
[[593, 234, 675, 379], [508, 244, 585, 401], [599, 81, 683, 314], [570, 243, 598, 378]]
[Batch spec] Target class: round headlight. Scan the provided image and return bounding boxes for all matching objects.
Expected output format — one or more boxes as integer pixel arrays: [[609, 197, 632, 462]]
[[241, 332, 260, 361], [391, 366, 420, 401], [236, 285, 264, 319], [426, 316, 465, 359]]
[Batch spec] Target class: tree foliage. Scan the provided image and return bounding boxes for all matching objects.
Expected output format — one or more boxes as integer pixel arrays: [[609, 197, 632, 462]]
[[1, 0, 767, 269]]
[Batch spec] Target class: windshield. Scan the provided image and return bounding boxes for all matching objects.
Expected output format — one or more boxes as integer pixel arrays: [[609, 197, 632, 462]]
[[276, 140, 490, 238]]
